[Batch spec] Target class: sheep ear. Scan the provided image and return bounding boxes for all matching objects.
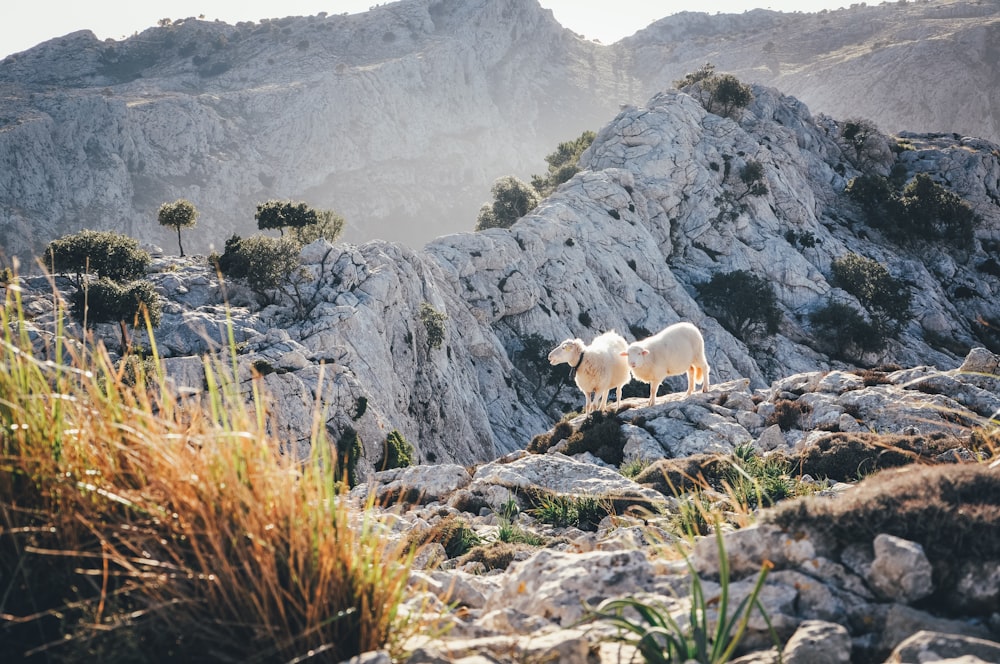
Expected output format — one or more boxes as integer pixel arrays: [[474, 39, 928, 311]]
[[641, 349, 650, 356], [619, 351, 628, 356]]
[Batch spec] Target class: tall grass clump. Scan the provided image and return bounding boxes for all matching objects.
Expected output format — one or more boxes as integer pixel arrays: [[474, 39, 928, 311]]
[[0, 281, 415, 662]]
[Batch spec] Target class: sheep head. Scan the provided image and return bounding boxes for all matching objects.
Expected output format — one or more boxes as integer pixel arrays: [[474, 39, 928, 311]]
[[548, 338, 584, 366]]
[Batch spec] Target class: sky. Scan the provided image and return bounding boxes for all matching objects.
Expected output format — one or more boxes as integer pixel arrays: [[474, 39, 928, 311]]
[[2, 1, 853, 60]]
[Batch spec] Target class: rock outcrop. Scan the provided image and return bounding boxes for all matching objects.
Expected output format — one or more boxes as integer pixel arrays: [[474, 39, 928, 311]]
[[8, 82, 1000, 470]]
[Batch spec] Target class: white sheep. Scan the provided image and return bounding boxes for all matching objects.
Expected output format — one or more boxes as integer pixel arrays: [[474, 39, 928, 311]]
[[548, 331, 631, 414], [622, 322, 710, 407]]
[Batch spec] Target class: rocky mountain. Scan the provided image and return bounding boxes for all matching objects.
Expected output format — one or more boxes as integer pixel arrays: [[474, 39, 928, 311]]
[[1, 0, 998, 260], [10, 81, 1000, 471]]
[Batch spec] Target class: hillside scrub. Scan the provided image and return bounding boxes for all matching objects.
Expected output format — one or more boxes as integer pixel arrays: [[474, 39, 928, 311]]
[[0, 287, 416, 662]]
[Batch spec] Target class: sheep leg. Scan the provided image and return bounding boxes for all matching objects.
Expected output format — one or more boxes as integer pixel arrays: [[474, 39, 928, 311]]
[[647, 380, 660, 407], [686, 367, 696, 396]]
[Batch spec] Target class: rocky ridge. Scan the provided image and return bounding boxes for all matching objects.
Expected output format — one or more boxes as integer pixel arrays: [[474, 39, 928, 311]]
[[9, 82, 1000, 471], [2, 0, 998, 256]]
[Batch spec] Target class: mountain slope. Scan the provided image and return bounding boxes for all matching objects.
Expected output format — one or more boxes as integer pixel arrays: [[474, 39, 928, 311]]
[[2, 0, 997, 260], [13, 82, 999, 470]]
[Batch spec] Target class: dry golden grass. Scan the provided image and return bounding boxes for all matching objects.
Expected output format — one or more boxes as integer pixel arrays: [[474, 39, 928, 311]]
[[0, 279, 416, 662]]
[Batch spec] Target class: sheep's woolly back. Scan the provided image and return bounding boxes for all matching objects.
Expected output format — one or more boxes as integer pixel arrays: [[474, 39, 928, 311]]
[[548, 330, 632, 413], [574, 331, 630, 394], [626, 322, 707, 384]]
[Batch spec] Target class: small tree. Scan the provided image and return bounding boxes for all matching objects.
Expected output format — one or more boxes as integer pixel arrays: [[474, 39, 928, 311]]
[[46, 230, 150, 285], [475, 176, 540, 231], [897, 173, 977, 246], [255, 200, 319, 236], [737, 161, 768, 200], [809, 299, 884, 362], [379, 430, 414, 471], [290, 208, 345, 246], [72, 277, 161, 353], [157, 199, 198, 257], [697, 270, 781, 344], [216, 234, 302, 306], [675, 64, 753, 120], [839, 118, 890, 171]]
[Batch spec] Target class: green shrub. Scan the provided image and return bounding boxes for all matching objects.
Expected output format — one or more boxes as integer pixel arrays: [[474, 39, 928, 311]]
[[289, 208, 345, 246], [335, 427, 362, 488], [475, 175, 540, 231], [697, 270, 781, 343], [675, 64, 754, 120], [71, 278, 161, 353], [457, 541, 535, 572], [531, 130, 596, 196], [418, 302, 448, 351], [830, 253, 911, 334], [725, 444, 795, 509], [215, 233, 301, 305], [560, 411, 626, 466], [529, 492, 613, 532], [896, 173, 977, 246], [379, 429, 414, 471], [405, 515, 481, 559], [808, 299, 883, 361], [46, 229, 150, 285], [255, 199, 318, 235], [527, 419, 575, 454]]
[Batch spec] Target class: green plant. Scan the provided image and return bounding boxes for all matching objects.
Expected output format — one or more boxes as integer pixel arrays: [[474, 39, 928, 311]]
[[724, 444, 795, 510], [289, 208, 345, 246], [475, 175, 540, 231], [379, 429, 414, 471], [255, 199, 318, 236], [675, 63, 753, 120], [216, 233, 302, 306], [697, 270, 781, 344], [559, 411, 627, 465], [531, 130, 596, 196], [897, 173, 978, 246], [71, 277, 162, 353], [157, 198, 198, 257], [808, 299, 883, 361], [529, 493, 613, 531], [830, 252, 911, 334], [418, 302, 448, 351], [584, 528, 776, 664], [336, 426, 363, 488], [46, 229, 151, 285], [620, 455, 653, 479]]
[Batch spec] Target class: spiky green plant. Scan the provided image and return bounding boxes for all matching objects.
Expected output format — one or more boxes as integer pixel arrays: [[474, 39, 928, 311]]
[[584, 528, 777, 664]]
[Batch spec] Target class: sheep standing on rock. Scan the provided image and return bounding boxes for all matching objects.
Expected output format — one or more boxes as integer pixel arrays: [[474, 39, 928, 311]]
[[623, 322, 710, 407], [548, 331, 631, 415]]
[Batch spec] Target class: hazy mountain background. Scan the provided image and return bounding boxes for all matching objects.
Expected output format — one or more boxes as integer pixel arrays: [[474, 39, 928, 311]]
[[1, 0, 997, 261]]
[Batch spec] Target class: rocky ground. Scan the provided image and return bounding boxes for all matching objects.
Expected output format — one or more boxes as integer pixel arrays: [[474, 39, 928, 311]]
[[342, 347, 1000, 664]]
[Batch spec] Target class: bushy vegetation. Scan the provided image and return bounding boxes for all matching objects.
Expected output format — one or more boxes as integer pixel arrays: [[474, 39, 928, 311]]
[[70, 277, 162, 353], [808, 299, 884, 361], [697, 270, 781, 344], [379, 429, 414, 471], [838, 117, 890, 170], [528, 492, 613, 532], [0, 291, 415, 662], [846, 171, 978, 246], [674, 63, 754, 120], [530, 130, 596, 196], [475, 175, 540, 231], [830, 252, 912, 335], [46, 229, 151, 285], [254, 200, 345, 246], [214, 233, 302, 305], [418, 302, 448, 351]]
